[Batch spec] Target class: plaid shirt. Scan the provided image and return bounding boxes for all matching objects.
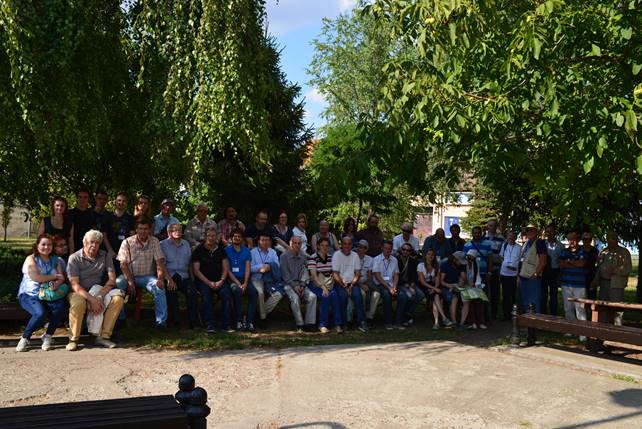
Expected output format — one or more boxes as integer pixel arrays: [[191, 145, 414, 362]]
[[117, 235, 165, 277]]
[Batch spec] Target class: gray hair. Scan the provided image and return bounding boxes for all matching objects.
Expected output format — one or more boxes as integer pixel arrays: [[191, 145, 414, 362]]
[[83, 229, 103, 244], [166, 221, 182, 232]]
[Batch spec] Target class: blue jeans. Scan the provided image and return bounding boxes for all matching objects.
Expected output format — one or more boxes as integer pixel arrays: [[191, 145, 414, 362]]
[[229, 281, 259, 325], [308, 284, 342, 327], [19, 293, 67, 339], [116, 274, 168, 325], [335, 283, 366, 326], [398, 285, 425, 321], [378, 284, 408, 325], [194, 280, 233, 328], [166, 274, 197, 325], [520, 276, 542, 313]]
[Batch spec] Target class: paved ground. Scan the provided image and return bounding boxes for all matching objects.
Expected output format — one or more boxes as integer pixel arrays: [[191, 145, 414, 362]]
[[1, 341, 641, 428]]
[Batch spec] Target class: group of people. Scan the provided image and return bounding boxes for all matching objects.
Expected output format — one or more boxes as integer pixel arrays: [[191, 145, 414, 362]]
[[15, 188, 633, 352]]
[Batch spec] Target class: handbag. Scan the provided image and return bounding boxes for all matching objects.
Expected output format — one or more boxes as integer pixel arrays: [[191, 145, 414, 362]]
[[39, 281, 69, 301]]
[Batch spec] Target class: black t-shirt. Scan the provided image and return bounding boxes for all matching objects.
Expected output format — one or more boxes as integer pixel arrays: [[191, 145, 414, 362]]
[[398, 257, 418, 285], [109, 212, 135, 255], [191, 244, 228, 282], [244, 224, 275, 246], [91, 209, 113, 250], [69, 207, 94, 251]]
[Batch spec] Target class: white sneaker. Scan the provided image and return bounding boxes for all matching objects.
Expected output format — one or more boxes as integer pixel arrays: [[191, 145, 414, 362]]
[[479, 324, 488, 330], [41, 334, 53, 351], [432, 323, 440, 331], [236, 321, 244, 331], [66, 341, 78, 351], [95, 337, 116, 348], [335, 326, 343, 333], [319, 327, 329, 334], [16, 337, 29, 352], [579, 336, 587, 342]]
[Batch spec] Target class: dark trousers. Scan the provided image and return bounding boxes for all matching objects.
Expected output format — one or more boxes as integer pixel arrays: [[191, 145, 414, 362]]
[[467, 300, 485, 325], [541, 268, 560, 316], [166, 273, 198, 326], [500, 275, 517, 320]]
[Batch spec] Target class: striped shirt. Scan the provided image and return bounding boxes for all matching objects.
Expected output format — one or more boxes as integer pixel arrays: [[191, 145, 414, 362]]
[[559, 247, 586, 288], [463, 239, 492, 275], [307, 253, 333, 276]]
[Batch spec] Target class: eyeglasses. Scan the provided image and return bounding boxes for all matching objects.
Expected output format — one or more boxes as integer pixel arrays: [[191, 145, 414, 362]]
[[401, 248, 412, 252], [55, 244, 67, 248]]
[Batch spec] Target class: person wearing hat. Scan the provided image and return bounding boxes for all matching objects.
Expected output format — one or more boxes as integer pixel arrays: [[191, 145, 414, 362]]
[[460, 249, 487, 329], [518, 223, 548, 313], [154, 199, 180, 241], [356, 239, 380, 325], [439, 251, 466, 325], [392, 222, 420, 254]]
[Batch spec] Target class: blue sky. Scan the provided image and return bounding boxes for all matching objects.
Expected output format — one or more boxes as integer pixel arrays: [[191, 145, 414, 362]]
[[265, 0, 357, 135]]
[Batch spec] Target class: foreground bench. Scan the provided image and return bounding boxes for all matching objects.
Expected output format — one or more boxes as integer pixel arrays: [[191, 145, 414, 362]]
[[511, 305, 642, 352], [0, 303, 29, 321], [0, 374, 210, 429]]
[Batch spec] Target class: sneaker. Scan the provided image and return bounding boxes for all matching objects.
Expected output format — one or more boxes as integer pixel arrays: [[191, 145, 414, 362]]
[[41, 334, 53, 351], [319, 327, 329, 334], [564, 333, 574, 337], [479, 324, 488, 330], [95, 337, 116, 348], [357, 322, 368, 333], [406, 318, 414, 325], [296, 326, 304, 333], [224, 326, 236, 333], [432, 323, 440, 331], [385, 324, 394, 331], [579, 335, 587, 342], [443, 318, 454, 327], [401, 321, 410, 328], [205, 325, 216, 334], [66, 341, 78, 351], [394, 324, 406, 330], [236, 321, 244, 331], [245, 323, 255, 332], [335, 326, 343, 333], [16, 337, 29, 352]]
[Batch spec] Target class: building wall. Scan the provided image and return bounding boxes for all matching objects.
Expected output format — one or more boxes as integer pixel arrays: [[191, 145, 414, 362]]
[[414, 192, 473, 242], [0, 205, 37, 239]]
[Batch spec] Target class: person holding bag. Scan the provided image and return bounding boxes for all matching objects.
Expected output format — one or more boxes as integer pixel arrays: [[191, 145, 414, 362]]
[[16, 234, 69, 352]]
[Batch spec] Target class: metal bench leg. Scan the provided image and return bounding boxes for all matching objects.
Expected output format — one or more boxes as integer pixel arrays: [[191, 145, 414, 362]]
[[527, 327, 537, 346], [510, 304, 520, 347]]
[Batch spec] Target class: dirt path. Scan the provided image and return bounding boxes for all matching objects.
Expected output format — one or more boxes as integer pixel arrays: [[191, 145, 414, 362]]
[[1, 341, 641, 428]]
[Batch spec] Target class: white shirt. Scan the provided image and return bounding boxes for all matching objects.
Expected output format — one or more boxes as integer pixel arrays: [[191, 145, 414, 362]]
[[331, 250, 361, 284], [392, 234, 420, 253], [292, 226, 308, 253], [500, 242, 521, 277], [417, 262, 438, 284], [372, 253, 399, 286], [359, 254, 373, 282]]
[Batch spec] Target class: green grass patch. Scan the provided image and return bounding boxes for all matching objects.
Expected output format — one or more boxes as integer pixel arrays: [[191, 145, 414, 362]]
[[611, 373, 639, 384]]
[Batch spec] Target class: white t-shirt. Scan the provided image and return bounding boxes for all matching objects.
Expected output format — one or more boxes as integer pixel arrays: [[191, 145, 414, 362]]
[[331, 250, 361, 283], [292, 226, 308, 253], [500, 242, 521, 277], [372, 254, 399, 285], [417, 262, 438, 285], [392, 234, 420, 252], [359, 254, 373, 282]]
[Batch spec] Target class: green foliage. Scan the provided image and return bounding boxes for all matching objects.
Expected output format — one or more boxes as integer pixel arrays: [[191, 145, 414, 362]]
[[366, 0, 642, 240]]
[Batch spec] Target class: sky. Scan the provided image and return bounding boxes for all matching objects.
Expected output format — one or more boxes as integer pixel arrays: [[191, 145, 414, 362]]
[[265, 0, 358, 135]]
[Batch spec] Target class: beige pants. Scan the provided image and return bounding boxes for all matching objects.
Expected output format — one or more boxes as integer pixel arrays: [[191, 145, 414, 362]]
[[68, 289, 124, 341]]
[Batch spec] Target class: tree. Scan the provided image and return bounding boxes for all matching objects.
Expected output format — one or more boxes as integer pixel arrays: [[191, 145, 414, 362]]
[[1, 199, 12, 241]]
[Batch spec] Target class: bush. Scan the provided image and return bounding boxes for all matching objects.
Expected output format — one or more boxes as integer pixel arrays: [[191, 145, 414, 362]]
[[0, 246, 27, 303]]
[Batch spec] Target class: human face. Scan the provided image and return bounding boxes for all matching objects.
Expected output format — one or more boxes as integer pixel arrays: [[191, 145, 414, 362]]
[[400, 245, 412, 258], [472, 228, 482, 241], [450, 225, 460, 238], [582, 232, 592, 246], [606, 231, 618, 249], [231, 232, 243, 246], [425, 249, 435, 264], [205, 230, 217, 247], [37, 238, 53, 258], [137, 197, 149, 214], [567, 232, 579, 248], [258, 235, 271, 250], [297, 217, 306, 229], [545, 226, 556, 240], [136, 223, 151, 241], [357, 244, 367, 257], [52, 200, 66, 216], [486, 221, 498, 235], [54, 239, 68, 256], [436, 228, 445, 240], [278, 213, 288, 226], [402, 226, 412, 238], [368, 216, 379, 229], [290, 236, 302, 253], [319, 220, 329, 234], [76, 192, 89, 209], [83, 239, 101, 259], [168, 224, 182, 240], [526, 227, 537, 240], [196, 205, 208, 221], [507, 231, 516, 244], [382, 242, 392, 258], [95, 193, 108, 210], [226, 207, 237, 221], [318, 240, 330, 256], [341, 237, 352, 254], [115, 195, 127, 212], [161, 202, 173, 216], [256, 212, 268, 228]]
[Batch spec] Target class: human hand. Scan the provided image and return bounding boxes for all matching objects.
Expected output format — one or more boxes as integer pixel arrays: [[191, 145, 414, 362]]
[[127, 280, 136, 296], [89, 297, 104, 315]]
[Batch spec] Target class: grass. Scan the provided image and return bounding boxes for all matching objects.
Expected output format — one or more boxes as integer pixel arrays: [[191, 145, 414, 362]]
[[611, 373, 639, 384]]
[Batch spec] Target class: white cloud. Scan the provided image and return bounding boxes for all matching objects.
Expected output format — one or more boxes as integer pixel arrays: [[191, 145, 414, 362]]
[[338, 0, 358, 12], [305, 87, 326, 104]]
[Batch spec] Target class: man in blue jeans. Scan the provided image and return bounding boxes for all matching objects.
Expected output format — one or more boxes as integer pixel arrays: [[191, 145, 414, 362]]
[[192, 227, 231, 333], [225, 229, 257, 332], [372, 240, 407, 330], [518, 224, 548, 313], [332, 236, 367, 332], [116, 217, 169, 328]]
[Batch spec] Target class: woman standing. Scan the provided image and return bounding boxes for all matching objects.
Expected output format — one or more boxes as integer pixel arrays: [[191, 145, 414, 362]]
[[499, 231, 521, 320], [292, 213, 309, 254], [16, 234, 68, 352], [417, 249, 452, 329], [341, 217, 357, 243], [38, 197, 72, 248], [273, 210, 293, 254], [134, 195, 152, 221], [311, 219, 340, 256]]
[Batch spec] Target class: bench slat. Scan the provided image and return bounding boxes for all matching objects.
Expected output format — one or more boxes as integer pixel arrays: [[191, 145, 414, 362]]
[[517, 314, 642, 346], [567, 298, 642, 311]]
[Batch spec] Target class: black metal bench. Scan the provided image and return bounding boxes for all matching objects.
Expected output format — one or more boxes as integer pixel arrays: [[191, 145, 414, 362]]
[[511, 305, 642, 351], [0, 374, 210, 429]]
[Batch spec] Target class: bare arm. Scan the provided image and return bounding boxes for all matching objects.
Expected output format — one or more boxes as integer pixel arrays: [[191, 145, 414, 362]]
[[26, 257, 61, 283]]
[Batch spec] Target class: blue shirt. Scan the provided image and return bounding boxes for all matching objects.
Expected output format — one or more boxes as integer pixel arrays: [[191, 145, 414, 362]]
[[153, 214, 180, 237], [250, 247, 279, 281], [463, 239, 492, 275], [160, 238, 191, 279], [440, 260, 464, 284], [225, 245, 252, 280], [560, 247, 586, 288]]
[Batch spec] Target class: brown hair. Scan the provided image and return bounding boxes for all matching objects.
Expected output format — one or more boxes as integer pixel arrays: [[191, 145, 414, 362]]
[[30, 234, 55, 258], [50, 196, 68, 216]]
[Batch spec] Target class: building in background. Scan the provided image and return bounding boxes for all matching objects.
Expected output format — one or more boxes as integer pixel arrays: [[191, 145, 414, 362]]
[[414, 192, 473, 242]]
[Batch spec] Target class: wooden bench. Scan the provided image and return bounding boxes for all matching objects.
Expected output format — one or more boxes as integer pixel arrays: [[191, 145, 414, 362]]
[[568, 297, 642, 324], [0, 303, 29, 321], [0, 374, 210, 429]]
